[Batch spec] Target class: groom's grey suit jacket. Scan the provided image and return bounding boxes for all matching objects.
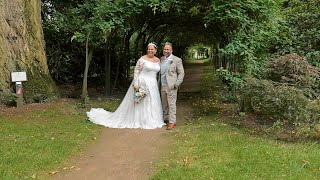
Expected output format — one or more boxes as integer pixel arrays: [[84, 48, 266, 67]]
[[160, 55, 185, 90]]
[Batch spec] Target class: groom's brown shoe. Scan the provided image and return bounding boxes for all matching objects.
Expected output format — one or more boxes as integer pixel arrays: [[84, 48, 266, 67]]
[[166, 123, 176, 130]]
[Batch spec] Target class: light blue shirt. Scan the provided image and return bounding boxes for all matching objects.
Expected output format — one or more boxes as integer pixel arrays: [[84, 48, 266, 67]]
[[161, 54, 172, 86]]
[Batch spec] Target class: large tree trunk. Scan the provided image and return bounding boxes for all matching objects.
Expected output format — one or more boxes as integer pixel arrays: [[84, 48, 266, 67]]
[[0, 0, 57, 104]]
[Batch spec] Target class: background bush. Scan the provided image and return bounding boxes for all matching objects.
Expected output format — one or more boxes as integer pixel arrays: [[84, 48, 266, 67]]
[[244, 78, 310, 125], [266, 53, 320, 99]]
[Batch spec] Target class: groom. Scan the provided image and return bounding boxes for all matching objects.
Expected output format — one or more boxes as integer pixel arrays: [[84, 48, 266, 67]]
[[160, 42, 185, 130]]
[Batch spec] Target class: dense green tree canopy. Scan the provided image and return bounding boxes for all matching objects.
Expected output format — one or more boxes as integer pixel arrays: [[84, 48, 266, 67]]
[[41, 0, 318, 100], [42, 0, 284, 83]]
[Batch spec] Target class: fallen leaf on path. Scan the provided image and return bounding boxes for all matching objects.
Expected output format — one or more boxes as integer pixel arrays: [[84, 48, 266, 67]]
[[183, 155, 189, 167], [75, 168, 81, 171], [62, 167, 68, 170], [31, 174, 36, 179], [92, 137, 97, 140], [48, 171, 58, 175], [302, 160, 309, 168], [70, 166, 76, 169]]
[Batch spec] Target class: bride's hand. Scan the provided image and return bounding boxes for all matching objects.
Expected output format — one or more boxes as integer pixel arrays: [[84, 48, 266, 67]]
[[133, 86, 139, 90]]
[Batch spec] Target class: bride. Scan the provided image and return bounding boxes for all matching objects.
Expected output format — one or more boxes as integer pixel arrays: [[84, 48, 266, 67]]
[[87, 43, 164, 129]]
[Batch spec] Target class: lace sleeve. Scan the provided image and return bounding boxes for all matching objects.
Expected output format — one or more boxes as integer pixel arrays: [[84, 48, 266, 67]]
[[133, 58, 144, 87]]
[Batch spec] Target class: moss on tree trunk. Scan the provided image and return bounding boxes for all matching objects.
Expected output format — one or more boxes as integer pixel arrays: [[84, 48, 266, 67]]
[[0, 0, 58, 104]]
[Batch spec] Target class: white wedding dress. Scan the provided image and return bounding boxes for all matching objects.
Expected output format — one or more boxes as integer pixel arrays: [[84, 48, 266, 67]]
[[87, 58, 164, 129]]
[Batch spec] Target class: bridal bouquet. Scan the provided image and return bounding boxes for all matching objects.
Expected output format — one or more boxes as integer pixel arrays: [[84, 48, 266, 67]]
[[134, 86, 148, 103]]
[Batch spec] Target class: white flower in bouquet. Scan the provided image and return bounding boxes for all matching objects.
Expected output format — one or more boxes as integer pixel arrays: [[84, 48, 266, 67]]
[[134, 86, 148, 104], [135, 91, 141, 97], [139, 88, 145, 94]]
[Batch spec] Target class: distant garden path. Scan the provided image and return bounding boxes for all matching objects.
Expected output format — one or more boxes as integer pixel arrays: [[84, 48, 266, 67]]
[[179, 60, 205, 93], [54, 61, 205, 180]]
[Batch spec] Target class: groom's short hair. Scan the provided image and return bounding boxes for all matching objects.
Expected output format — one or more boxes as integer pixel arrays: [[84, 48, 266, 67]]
[[164, 42, 173, 48]]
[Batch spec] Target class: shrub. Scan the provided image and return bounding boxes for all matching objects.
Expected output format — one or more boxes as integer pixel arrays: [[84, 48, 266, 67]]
[[244, 78, 310, 125], [267, 53, 320, 99], [306, 51, 320, 68], [0, 92, 17, 106], [216, 67, 244, 102], [307, 99, 320, 123], [296, 99, 320, 139]]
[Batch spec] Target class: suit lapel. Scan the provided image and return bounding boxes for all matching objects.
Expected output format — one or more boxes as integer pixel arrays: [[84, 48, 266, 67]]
[[160, 55, 175, 68]]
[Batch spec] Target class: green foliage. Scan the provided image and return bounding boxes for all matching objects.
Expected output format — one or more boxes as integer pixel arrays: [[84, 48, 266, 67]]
[[244, 78, 312, 125], [67, 0, 181, 44], [216, 67, 244, 102], [266, 53, 320, 99], [0, 93, 17, 106], [241, 53, 319, 132], [296, 99, 320, 138], [279, 0, 320, 54], [205, 0, 281, 76], [306, 51, 320, 67], [217, 68, 244, 91], [23, 71, 60, 103], [186, 43, 211, 62], [308, 100, 320, 123], [42, 0, 182, 85]]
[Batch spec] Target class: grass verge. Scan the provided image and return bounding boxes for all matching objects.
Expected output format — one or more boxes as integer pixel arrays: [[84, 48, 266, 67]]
[[0, 98, 119, 179], [152, 116, 320, 179], [152, 66, 320, 179]]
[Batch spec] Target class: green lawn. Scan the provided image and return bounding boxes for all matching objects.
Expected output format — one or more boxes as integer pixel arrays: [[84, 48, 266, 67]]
[[152, 116, 320, 179], [152, 66, 320, 179], [0, 99, 119, 180]]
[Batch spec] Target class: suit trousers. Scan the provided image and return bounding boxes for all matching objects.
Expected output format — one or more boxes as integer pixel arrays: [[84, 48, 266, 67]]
[[161, 85, 178, 124]]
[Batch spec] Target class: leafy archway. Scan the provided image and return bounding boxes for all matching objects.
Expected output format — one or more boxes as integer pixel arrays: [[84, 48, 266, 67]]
[[42, 0, 281, 97]]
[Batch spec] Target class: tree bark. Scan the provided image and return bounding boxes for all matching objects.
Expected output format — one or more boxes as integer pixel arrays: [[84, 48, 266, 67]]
[[104, 44, 112, 96], [81, 33, 93, 104], [124, 30, 134, 86], [0, 0, 57, 103], [104, 30, 116, 96]]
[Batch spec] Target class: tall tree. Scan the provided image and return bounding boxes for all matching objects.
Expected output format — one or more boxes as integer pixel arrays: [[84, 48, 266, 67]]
[[0, 0, 57, 103]]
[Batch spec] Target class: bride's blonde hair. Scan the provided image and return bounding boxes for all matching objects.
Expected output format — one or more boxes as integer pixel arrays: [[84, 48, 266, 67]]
[[147, 42, 157, 49]]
